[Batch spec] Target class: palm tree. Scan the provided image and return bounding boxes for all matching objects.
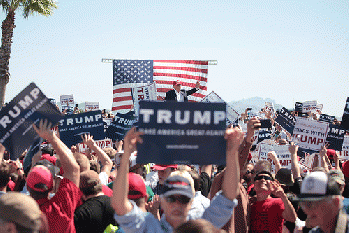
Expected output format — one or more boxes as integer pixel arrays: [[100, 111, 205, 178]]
[[0, 0, 57, 107]]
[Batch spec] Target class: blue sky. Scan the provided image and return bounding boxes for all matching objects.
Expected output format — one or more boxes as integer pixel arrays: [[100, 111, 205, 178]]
[[1, 0, 348, 117]]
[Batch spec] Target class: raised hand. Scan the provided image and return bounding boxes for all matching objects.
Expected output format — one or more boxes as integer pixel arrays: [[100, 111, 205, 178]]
[[33, 119, 54, 141]]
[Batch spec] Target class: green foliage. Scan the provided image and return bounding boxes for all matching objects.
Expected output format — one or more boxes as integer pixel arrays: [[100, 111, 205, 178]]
[[0, 0, 58, 17]]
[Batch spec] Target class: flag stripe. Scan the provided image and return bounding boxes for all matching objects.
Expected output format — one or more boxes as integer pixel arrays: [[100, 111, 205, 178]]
[[154, 60, 209, 65], [113, 88, 132, 94], [154, 70, 207, 79], [153, 66, 208, 74], [112, 105, 134, 111], [113, 96, 133, 102]]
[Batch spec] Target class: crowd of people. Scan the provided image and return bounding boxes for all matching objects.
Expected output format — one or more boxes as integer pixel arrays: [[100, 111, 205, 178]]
[[0, 85, 349, 233]]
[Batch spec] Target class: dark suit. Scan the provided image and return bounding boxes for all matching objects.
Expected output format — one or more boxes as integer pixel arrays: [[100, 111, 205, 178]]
[[164, 88, 198, 102]]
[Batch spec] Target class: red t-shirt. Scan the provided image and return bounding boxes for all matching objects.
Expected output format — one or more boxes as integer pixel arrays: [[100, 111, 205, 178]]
[[250, 197, 285, 233], [36, 178, 82, 233]]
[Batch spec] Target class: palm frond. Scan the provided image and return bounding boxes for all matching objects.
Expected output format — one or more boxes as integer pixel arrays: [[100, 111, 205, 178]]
[[22, 0, 58, 18]]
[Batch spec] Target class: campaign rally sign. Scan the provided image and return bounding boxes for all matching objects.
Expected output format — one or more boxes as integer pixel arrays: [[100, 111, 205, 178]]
[[341, 97, 349, 130], [265, 102, 275, 114], [259, 144, 292, 172], [132, 83, 157, 116], [0, 83, 63, 159], [325, 125, 346, 151], [103, 118, 113, 130], [339, 136, 349, 160], [258, 130, 272, 143], [295, 102, 303, 113], [302, 101, 318, 114], [105, 111, 137, 141], [319, 114, 335, 123], [275, 107, 295, 134], [58, 110, 104, 148], [201, 91, 239, 126], [137, 101, 227, 165], [77, 138, 113, 153], [292, 117, 329, 152], [85, 102, 99, 112], [60, 95, 74, 109]]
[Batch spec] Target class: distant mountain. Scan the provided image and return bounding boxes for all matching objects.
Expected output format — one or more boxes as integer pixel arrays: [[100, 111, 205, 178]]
[[228, 97, 283, 115]]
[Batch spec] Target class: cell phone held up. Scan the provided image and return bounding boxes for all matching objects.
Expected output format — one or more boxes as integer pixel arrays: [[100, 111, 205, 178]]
[[258, 119, 272, 129]]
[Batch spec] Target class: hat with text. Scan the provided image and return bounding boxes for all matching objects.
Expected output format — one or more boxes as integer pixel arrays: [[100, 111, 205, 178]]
[[163, 175, 194, 199], [128, 172, 147, 200], [294, 171, 341, 202], [0, 192, 42, 231]]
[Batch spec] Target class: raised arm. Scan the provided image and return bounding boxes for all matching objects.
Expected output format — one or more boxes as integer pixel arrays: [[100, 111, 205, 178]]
[[288, 142, 301, 179], [0, 143, 5, 162], [238, 117, 260, 168], [33, 119, 80, 186], [82, 134, 113, 176], [271, 181, 297, 223], [268, 151, 282, 174], [111, 127, 144, 215], [222, 126, 244, 200]]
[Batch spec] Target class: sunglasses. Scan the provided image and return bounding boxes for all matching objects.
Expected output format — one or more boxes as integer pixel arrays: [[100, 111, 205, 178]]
[[246, 170, 255, 175], [164, 195, 191, 205], [254, 175, 273, 181]]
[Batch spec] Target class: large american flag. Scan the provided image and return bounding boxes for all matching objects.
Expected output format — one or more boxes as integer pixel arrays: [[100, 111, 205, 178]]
[[112, 60, 208, 112]]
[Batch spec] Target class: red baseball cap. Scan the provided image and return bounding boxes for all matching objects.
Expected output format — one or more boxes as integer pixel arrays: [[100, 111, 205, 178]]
[[27, 166, 53, 192], [173, 80, 182, 86], [152, 164, 178, 171], [128, 172, 147, 200]]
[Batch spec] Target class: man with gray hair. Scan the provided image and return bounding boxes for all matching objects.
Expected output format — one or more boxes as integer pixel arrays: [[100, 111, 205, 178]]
[[295, 171, 349, 232]]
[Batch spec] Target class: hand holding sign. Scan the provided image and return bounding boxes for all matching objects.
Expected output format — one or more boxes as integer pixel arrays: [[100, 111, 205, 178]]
[[246, 117, 260, 142], [33, 119, 54, 142], [288, 142, 298, 155], [81, 134, 95, 148]]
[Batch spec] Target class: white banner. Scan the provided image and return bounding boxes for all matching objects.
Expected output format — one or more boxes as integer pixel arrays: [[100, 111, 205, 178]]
[[259, 144, 291, 173], [292, 117, 329, 151], [85, 102, 99, 112], [78, 138, 113, 153], [201, 91, 239, 125], [302, 100, 322, 114], [132, 83, 157, 116], [60, 95, 74, 109]]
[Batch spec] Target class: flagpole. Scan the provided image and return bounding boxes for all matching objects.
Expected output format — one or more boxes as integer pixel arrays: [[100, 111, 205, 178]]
[[101, 58, 218, 65]]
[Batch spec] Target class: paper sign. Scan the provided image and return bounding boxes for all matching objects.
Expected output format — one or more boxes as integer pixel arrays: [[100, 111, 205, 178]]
[[292, 117, 329, 152], [137, 101, 227, 165], [0, 83, 63, 159], [58, 110, 104, 148], [201, 91, 239, 126], [105, 111, 137, 141], [85, 102, 99, 112], [132, 83, 157, 116]]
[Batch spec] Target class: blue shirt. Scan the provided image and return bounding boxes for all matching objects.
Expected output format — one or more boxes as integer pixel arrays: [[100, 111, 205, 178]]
[[114, 191, 237, 233]]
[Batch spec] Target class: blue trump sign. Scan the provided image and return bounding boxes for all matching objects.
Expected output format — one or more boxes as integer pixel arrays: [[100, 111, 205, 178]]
[[136, 101, 227, 165], [58, 110, 105, 148], [326, 125, 346, 151], [275, 107, 295, 134], [0, 83, 63, 159], [106, 111, 137, 141]]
